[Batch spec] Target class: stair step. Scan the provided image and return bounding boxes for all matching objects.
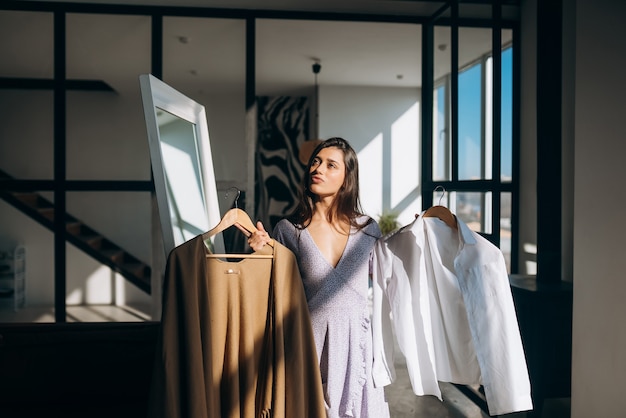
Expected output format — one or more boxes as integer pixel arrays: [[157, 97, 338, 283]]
[[38, 207, 55, 221], [84, 235, 104, 249], [13, 192, 41, 206], [66, 221, 83, 235], [14, 192, 53, 210], [121, 262, 149, 279], [67, 224, 107, 249], [100, 248, 125, 263]]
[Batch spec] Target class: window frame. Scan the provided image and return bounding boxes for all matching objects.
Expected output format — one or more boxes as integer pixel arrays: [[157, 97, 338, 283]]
[[422, 15, 519, 273]]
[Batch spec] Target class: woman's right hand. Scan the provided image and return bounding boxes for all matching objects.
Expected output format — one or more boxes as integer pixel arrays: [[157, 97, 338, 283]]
[[241, 221, 271, 251]]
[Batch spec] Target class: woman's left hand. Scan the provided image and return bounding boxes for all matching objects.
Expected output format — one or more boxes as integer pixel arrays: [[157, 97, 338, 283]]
[[239, 221, 271, 251]]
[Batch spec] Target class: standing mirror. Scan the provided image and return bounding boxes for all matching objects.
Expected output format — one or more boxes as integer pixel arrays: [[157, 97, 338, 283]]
[[139, 74, 224, 259]]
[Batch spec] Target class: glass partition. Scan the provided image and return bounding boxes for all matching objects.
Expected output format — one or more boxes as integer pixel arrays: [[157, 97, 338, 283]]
[[66, 13, 152, 181], [0, 11, 53, 79], [0, 11, 54, 180]]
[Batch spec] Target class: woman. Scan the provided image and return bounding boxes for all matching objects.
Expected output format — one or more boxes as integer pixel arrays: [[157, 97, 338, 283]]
[[247, 137, 390, 417]]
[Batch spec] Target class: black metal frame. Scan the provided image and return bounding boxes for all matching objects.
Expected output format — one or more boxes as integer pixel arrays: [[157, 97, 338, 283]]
[[421, 1, 520, 272]]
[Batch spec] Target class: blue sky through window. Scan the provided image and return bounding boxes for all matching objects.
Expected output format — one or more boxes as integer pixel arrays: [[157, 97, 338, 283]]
[[457, 46, 513, 180], [458, 64, 482, 180], [501, 47, 513, 180]]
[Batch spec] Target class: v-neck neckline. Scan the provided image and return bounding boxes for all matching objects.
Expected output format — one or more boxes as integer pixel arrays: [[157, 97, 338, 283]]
[[303, 226, 351, 269]]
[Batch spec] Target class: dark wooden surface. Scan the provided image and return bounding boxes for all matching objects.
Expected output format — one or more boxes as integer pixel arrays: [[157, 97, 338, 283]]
[[510, 275, 573, 418], [0, 321, 159, 418]]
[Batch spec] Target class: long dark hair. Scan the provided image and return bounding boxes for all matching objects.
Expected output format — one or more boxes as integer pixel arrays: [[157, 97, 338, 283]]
[[287, 137, 371, 230]]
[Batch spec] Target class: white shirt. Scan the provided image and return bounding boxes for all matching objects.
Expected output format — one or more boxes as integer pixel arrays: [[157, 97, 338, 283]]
[[371, 214, 533, 416]]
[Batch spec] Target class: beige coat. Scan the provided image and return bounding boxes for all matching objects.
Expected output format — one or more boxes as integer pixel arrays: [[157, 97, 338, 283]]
[[149, 235, 326, 418]]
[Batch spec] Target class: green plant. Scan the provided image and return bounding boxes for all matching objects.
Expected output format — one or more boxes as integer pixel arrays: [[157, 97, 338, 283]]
[[377, 212, 400, 235]]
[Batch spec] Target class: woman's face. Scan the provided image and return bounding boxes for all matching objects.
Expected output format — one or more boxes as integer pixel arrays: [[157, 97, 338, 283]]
[[309, 146, 346, 199]]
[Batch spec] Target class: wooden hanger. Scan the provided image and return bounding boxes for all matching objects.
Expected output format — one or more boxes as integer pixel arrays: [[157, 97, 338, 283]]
[[423, 205, 457, 230], [423, 186, 458, 230], [203, 208, 258, 239], [202, 188, 273, 258], [203, 208, 274, 259]]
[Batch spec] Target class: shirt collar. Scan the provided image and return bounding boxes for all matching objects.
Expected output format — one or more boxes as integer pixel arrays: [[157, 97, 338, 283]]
[[456, 216, 477, 245], [403, 210, 477, 246]]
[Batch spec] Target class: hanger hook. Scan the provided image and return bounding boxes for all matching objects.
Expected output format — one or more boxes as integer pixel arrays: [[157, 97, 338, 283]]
[[434, 185, 446, 206], [225, 187, 241, 209]]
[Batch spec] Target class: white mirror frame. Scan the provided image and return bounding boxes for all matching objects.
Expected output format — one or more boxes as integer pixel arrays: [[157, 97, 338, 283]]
[[139, 74, 224, 259]]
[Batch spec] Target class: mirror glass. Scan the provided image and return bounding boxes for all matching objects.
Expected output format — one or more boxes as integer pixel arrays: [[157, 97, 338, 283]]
[[156, 108, 209, 243], [140, 74, 224, 257]]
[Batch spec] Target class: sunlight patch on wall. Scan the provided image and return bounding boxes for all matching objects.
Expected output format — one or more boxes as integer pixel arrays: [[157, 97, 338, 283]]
[[115, 273, 128, 306], [66, 288, 83, 305], [391, 101, 420, 225], [391, 101, 419, 208], [523, 242, 537, 275], [358, 133, 383, 219], [66, 265, 114, 305]]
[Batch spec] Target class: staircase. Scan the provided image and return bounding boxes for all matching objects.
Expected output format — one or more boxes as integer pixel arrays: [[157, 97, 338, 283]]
[[0, 173, 151, 294]]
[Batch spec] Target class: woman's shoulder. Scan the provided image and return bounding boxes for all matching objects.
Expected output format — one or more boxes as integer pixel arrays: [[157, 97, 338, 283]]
[[274, 218, 298, 233], [272, 218, 302, 246], [355, 215, 381, 238]]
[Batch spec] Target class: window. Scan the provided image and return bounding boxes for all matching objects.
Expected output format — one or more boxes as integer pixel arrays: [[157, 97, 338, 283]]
[[429, 35, 516, 272]]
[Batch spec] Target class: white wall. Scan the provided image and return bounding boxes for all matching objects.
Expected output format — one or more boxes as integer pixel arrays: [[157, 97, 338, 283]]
[[320, 85, 422, 227], [571, 0, 626, 415]]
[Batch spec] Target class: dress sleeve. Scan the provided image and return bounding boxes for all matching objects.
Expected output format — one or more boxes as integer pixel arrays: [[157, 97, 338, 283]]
[[272, 219, 300, 255], [272, 219, 289, 246]]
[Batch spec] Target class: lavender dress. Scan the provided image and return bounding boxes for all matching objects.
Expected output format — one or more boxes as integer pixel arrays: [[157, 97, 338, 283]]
[[273, 217, 390, 418]]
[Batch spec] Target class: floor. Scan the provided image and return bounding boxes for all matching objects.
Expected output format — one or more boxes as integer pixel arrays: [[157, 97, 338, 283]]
[[386, 349, 571, 418], [0, 304, 151, 323], [0, 305, 571, 418]]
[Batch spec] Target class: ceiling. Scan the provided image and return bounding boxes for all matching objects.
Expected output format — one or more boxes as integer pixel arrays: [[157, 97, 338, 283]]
[[28, 0, 521, 17], [1, 1, 518, 96]]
